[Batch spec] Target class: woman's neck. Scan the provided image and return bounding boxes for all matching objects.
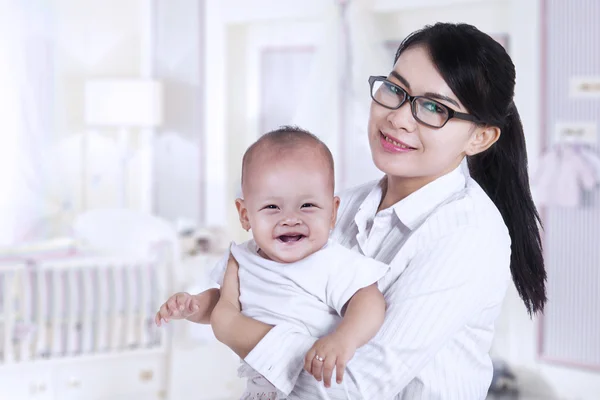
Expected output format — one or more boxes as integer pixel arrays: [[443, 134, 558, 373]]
[[377, 174, 437, 212], [378, 159, 466, 211]]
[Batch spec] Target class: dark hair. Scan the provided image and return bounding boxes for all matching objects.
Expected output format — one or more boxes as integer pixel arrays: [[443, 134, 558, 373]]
[[241, 125, 335, 187], [395, 23, 546, 315]]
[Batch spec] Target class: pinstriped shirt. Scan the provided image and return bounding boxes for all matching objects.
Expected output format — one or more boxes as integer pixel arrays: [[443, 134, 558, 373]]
[[244, 167, 512, 400]]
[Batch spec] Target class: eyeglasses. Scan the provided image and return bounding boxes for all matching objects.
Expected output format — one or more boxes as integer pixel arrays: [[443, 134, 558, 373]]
[[368, 76, 482, 128]]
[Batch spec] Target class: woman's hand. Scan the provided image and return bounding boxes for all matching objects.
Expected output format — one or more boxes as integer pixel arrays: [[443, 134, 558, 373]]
[[304, 332, 358, 388]]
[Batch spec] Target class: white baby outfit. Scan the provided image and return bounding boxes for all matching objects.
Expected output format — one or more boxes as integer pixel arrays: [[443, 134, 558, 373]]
[[210, 239, 389, 400]]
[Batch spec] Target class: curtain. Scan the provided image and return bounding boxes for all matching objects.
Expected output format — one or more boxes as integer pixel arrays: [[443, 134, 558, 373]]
[[0, 1, 55, 245]]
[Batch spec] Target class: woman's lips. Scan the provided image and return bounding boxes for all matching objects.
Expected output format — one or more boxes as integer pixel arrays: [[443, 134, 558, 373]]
[[379, 132, 416, 153]]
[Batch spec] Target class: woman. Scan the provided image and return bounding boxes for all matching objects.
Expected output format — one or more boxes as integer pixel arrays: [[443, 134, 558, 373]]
[[211, 22, 546, 399]]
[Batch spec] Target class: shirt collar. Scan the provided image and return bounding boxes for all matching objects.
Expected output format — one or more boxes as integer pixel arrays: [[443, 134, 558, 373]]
[[354, 180, 386, 236], [355, 166, 466, 232]]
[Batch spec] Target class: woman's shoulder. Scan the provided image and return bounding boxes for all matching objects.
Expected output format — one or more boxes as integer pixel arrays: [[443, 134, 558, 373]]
[[335, 179, 380, 212], [423, 177, 510, 245], [330, 180, 380, 238]]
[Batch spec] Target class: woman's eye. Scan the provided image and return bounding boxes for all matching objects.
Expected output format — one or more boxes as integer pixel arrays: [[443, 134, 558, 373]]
[[422, 100, 445, 114], [301, 203, 315, 208], [384, 82, 401, 95]]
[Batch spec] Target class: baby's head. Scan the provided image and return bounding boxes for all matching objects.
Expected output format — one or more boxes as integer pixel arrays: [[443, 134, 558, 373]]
[[236, 126, 340, 263]]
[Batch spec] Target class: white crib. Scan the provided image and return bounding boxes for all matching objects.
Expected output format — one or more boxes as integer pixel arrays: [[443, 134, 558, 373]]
[[0, 246, 172, 400]]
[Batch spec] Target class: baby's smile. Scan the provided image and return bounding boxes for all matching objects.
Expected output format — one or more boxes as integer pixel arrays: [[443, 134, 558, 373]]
[[277, 234, 306, 243]]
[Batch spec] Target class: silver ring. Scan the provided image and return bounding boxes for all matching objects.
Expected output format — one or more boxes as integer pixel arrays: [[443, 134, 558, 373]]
[[314, 354, 324, 362]]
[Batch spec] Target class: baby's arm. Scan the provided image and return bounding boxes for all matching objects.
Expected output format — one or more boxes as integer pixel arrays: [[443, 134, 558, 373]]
[[338, 283, 386, 348], [304, 284, 386, 387], [155, 288, 220, 326], [185, 288, 221, 323], [155, 245, 233, 326]]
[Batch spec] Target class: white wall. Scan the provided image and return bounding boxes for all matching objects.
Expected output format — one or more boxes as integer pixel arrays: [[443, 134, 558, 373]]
[[226, 19, 337, 243], [376, 0, 509, 40], [203, 0, 335, 239], [153, 0, 203, 225], [35, 0, 145, 236]]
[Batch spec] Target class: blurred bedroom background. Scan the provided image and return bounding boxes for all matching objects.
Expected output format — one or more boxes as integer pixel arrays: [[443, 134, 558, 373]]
[[1, 0, 599, 399]]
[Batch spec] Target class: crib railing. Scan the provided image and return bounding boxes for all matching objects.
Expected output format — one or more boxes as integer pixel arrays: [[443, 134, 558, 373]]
[[1, 263, 25, 364], [0, 252, 169, 365]]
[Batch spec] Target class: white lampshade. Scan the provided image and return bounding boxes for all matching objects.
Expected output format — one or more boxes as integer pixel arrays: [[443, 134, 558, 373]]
[[84, 79, 163, 127]]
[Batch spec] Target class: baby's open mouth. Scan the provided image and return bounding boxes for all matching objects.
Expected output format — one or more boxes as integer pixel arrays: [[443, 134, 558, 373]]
[[277, 234, 305, 243]]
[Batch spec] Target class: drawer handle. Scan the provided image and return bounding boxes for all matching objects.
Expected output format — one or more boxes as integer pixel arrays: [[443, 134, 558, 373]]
[[68, 377, 81, 388], [139, 369, 154, 382], [30, 383, 46, 394]]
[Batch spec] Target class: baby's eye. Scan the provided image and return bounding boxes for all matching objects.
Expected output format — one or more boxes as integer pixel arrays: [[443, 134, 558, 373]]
[[301, 203, 315, 208], [264, 205, 278, 210]]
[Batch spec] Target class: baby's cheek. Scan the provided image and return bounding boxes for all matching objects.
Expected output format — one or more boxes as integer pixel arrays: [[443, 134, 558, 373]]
[[311, 219, 334, 242]]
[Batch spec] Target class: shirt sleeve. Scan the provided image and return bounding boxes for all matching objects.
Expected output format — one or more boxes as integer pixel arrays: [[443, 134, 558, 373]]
[[244, 323, 318, 395], [324, 245, 390, 316], [208, 245, 233, 286], [244, 226, 511, 399]]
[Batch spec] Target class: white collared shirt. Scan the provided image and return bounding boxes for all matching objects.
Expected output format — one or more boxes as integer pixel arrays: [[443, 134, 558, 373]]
[[244, 167, 512, 400]]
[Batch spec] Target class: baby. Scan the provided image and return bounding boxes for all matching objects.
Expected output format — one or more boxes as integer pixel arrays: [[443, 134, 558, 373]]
[[156, 126, 388, 399]]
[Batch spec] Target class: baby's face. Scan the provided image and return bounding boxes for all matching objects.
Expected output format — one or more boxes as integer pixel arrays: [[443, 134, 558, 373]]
[[237, 149, 339, 263]]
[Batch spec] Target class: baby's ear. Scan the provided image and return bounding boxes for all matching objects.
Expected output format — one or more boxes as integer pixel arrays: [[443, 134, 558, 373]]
[[330, 196, 341, 229], [235, 198, 251, 231]]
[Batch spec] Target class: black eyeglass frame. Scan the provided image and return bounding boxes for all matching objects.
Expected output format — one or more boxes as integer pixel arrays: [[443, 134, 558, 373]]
[[368, 75, 483, 128]]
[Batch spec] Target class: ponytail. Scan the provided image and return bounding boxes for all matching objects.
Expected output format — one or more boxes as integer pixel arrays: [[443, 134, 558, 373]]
[[468, 103, 547, 315]]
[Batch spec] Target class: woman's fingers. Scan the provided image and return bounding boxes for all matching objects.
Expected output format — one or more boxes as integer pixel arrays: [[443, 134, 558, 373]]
[[335, 358, 346, 384], [311, 355, 324, 382], [304, 348, 316, 374], [322, 355, 337, 388]]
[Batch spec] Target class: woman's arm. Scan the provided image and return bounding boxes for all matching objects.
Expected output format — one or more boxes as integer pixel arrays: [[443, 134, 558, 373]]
[[245, 226, 510, 399]]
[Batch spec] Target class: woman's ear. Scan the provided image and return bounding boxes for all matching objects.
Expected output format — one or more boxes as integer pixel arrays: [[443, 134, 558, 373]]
[[235, 198, 251, 231], [466, 126, 501, 156]]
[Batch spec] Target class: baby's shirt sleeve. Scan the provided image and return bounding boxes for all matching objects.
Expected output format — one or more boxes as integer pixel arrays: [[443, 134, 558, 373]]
[[208, 244, 233, 286], [323, 243, 390, 316]]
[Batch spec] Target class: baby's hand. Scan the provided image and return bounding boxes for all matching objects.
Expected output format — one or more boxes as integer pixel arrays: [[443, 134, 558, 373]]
[[304, 333, 357, 388], [155, 292, 200, 326]]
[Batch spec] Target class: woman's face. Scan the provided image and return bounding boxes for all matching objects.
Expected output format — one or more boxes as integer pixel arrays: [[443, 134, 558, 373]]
[[368, 46, 480, 184]]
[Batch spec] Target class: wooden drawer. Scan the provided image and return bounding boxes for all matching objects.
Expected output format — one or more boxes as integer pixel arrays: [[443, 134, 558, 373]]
[[0, 367, 54, 400], [169, 343, 245, 400], [96, 391, 166, 400], [54, 354, 166, 400]]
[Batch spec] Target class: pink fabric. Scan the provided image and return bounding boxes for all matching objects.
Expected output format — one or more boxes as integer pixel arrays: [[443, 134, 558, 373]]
[[533, 145, 600, 207]]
